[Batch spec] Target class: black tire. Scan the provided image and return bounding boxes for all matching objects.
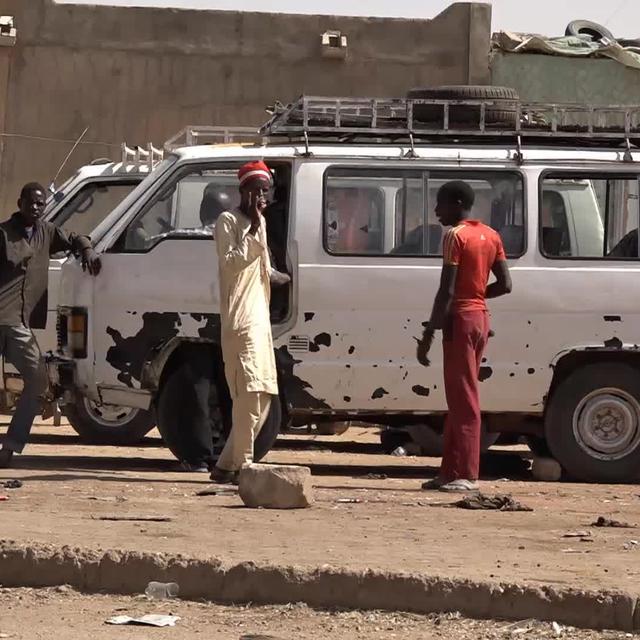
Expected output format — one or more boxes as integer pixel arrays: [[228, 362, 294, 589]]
[[64, 399, 154, 445], [565, 20, 614, 42], [157, 356, 281, 466], [407, 85, 519, 127], [546, 363, 640, 483]]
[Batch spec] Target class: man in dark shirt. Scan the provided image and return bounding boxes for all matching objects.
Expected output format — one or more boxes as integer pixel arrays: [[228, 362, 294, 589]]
[[0, 182, 101, 468]]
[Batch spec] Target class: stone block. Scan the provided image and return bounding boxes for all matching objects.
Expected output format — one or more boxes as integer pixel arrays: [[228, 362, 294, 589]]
[[239, 464, 313, 509]]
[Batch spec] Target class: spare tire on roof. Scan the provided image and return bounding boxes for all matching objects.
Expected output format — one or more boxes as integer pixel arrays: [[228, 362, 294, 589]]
[[565, 20, 614, 42], [407, 85, 519, 127]]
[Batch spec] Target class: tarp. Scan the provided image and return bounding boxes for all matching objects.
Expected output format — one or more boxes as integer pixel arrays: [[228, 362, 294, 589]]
[[492, 31, 640, 71]]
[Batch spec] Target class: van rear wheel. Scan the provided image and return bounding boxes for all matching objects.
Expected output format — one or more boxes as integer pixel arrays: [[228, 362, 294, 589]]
[[546, 363, 640, 483], [64, 399, 154, 445]]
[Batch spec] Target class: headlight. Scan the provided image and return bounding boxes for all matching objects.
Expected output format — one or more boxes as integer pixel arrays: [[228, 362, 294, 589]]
[[57, 307, 88, 358]]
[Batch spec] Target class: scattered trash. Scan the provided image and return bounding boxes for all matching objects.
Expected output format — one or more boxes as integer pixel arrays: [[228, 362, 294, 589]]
[[552, 621, 564, 636], [94, 515, 172, 522], [2, 480, 22, 489], [454, 493, 533, 512], [145, 581, 179, 600], [88, 495, 127, 503], [592, 516, 636, 528], [0, 496, 9, 502], [563, 531, 591, 538], [336, 498, 362, 504], [390, 446, 407, 457], [623, 540, 639, 551], [363, 473, 387, 480], [105, 614, 180, 627], [195, 487, 237, 497]]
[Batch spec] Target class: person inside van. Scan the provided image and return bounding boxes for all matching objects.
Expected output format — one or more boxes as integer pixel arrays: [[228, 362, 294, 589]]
[[210, 161, 280, 484], [416, 180, 512, 493], [0, 182, 101, 468], [199, 184, 233, 232]]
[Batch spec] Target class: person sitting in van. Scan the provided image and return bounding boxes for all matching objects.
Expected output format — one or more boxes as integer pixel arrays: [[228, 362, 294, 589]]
[[199, 184, 233, 232], [609, 228, 638, 258], [0, 183, 101, 468], [416, 180, 512, 493]]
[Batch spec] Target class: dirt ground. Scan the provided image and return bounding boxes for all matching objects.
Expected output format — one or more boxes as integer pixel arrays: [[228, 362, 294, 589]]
[[1, 419, 640, 595], [0, 587, 635, 640]]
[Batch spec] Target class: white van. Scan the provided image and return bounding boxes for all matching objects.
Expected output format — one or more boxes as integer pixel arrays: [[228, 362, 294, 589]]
[[2, 150, 159, 444], [49, 95, 640, 482]]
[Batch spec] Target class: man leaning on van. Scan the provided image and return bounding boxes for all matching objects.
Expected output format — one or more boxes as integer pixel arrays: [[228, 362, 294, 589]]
[[0, 183, 101, 468]]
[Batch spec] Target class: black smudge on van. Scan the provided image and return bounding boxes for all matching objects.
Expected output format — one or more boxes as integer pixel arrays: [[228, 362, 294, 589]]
[[371, 387, 389, 400], [478, 366, 493, 382], [604, 315, 622, 322], [275, 346, 331, 410], [604, 337, 623, 349], [304, 312, 315, 322], [348, 346, 355, 354], [309, 332, 331, 352], [105, 312, 182, 387], [411, 385, 430, 397]]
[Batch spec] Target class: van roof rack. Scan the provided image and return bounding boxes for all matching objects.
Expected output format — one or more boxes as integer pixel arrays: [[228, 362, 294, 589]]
[[164, 126, 262, 151], [121, 142, 164, 170], [258, 95, 640, 147]]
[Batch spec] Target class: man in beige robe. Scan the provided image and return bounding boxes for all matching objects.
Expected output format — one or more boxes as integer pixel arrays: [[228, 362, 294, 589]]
[[210, 161, 279, 484]]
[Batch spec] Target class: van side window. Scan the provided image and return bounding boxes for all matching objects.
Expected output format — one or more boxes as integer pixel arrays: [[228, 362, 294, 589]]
[[540, 176, 640, 259], [324, 168, 525, 257], [114, 166, 240, 252]]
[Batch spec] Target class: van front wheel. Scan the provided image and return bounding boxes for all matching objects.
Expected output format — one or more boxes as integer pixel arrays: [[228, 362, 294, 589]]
[[64, 399, 155, 445], [546, 363, 640, 483]]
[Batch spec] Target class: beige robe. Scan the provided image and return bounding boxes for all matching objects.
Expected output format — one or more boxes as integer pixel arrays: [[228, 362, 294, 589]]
[[215, 209, 278, 397]]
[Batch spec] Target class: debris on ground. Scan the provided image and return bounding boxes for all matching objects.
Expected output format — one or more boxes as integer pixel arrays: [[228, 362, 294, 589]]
[[592, 516, 636, 529], [454, 493, 533, 512], [362, 473, 387, 480], [195, 487, 237, 497], [336, 497, 363, 504], [391, 446, 408, 456], [0, 496, 9, 502], [105, 614, 180, 627], [93, 515, 172, 522], [2, 480, 22, 489], [144, 581, 179, 600], [622, 540, 639, 551], [563, 531, 592, 539]]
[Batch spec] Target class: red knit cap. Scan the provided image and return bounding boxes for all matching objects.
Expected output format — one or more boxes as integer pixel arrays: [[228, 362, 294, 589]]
[[238, 160, 273, 188]]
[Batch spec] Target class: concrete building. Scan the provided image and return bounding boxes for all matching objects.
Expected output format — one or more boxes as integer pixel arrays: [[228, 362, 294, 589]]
[[0, 0, 492, 214]]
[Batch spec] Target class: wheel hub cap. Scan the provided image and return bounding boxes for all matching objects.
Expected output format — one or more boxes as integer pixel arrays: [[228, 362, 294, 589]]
[[574, 390, 640, 460]]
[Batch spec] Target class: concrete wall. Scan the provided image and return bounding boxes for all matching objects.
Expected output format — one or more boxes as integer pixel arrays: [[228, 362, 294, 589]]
[[0, 0, 491, 215], [491, 51, 640, 104]]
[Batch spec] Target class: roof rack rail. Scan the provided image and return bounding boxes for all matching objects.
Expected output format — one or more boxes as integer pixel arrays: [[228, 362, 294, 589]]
[[259, 95, 640, 146], [164, 126, 262, 151], [121, 142, 164, 170]]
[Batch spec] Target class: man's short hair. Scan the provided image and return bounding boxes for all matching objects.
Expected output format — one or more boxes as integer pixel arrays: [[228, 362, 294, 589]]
[[437, 180, 475, 210], [20, 182, 46, 200]]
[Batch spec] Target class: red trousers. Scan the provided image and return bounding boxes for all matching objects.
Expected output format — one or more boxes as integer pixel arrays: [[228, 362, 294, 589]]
[[440, 310, 489, 482]]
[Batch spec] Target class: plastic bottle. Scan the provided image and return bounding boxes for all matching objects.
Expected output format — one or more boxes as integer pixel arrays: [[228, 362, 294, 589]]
[[144, 581, 180, 600]]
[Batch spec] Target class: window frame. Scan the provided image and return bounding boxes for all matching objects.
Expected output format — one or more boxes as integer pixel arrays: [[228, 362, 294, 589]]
[[538, 169, 640, 262], [322, 165, 527, 259]]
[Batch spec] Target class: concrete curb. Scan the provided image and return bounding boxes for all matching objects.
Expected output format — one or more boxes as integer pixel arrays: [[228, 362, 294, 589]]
[[0, 540, 638, 632]]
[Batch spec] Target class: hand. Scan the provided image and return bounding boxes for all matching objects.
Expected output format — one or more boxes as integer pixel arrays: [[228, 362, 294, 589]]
[[415, 327, 434, 368], [81, 248, 102, 276], [247, 191, 266, 233]]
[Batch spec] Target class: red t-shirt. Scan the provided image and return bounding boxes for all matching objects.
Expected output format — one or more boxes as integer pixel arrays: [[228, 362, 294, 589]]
[[443, 220, 506, 312]]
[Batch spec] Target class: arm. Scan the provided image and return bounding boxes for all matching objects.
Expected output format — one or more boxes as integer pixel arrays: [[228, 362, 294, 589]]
[[486, 260, 512, 299], [215, 213, 266, 275], [485, 238, 512, 299], [427, 264, 458, 330], [49, 225, 101, 275]]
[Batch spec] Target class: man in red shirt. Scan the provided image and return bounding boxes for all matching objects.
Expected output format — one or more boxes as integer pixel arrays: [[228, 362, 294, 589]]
[[417, 181, 512, 492]]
